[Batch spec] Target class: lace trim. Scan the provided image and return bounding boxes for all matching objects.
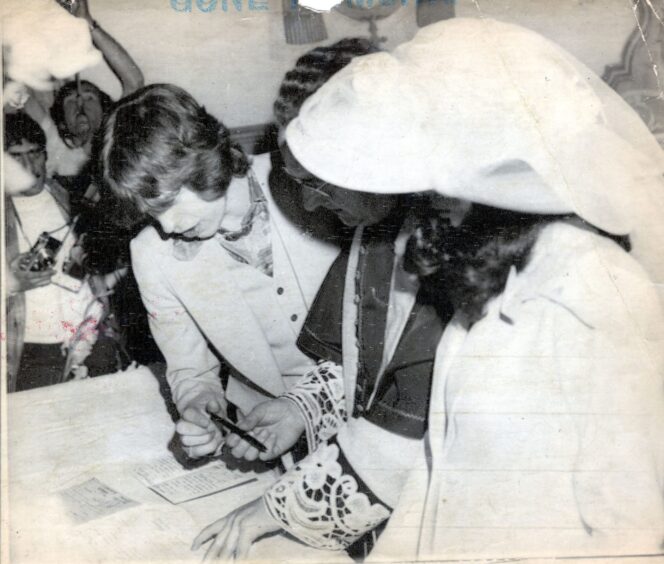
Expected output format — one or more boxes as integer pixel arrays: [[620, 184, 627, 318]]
[[263, 442, 390, 550], [282, 361, 347, 451]]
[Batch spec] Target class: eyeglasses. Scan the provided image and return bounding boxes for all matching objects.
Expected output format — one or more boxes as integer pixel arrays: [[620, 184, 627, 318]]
[[281, 166, 333, 202]]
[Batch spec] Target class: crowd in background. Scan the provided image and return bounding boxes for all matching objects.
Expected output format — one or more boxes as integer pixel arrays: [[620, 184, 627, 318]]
[[6, 0, 167, 391]]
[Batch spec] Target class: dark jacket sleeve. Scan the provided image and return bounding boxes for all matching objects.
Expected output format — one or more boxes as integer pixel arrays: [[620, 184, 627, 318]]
[[296, 247, 349, 365]]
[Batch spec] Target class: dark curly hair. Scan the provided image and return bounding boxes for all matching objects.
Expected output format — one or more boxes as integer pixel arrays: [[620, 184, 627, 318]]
[[101, 83, 249, 219], [274, 37, 378, 128], [50, 80, 113, 147], [4, 112, 46, 150], [405, 205, 556, 325]]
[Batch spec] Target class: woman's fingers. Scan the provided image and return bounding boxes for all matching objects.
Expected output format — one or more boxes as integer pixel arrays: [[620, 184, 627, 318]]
[[244, 429, 271, 462], [225, 433, 241, 448], [230, 428, 275, 461], [203, 515, 238, 562], [181, 431, 215, 447], [230, 439, 253, 460], [181, 407, 212, 428], [193, 499, 274, 561], [217, 520, 241, 561], [230, 430, 261, 460], [234, 528, 256, 560], [186, 441, 220, 459], [243, 446, 259, 462], [176, 420, 212, 436], [259, 432, 279, 461], [192, 516, 229, 551]]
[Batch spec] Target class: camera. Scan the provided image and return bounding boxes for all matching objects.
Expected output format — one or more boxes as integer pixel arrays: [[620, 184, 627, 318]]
[[22, 232, 63, 272]]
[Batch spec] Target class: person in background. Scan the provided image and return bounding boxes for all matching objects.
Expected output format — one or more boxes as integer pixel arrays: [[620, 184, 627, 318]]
[[194, 18, 664, 562], [25, 0, 152, 371], [21, 0, 143, 192], [4, 112, 106, 392], [49, 0, 144, 206], [100, 83, 339, 460]]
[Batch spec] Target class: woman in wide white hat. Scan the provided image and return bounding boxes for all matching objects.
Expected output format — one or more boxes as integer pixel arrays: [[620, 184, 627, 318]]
[[192, 18, 664, 561], [283, 17, 664, 561]]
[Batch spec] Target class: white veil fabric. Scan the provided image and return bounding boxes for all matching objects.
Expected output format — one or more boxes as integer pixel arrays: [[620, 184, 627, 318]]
[[285, 18, 664, 318], [286, 18, 664, 560]]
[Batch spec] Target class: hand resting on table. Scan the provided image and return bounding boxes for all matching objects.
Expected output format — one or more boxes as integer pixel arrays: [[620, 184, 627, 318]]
[[192, 497, 279, 561]]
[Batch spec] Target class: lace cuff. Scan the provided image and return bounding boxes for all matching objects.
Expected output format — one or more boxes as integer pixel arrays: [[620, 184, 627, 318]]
[[263, 442, 391, 551], [281, 361, 347, 451]]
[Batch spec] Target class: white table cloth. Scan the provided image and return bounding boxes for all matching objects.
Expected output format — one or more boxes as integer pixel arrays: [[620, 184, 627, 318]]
[[6, 367, 350, 563]]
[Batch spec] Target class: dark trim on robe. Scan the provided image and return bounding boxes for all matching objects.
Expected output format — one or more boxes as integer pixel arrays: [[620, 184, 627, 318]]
[[295, 215, 451, 559], [297, 216, 450, 440], [296, 248, 349, 365]]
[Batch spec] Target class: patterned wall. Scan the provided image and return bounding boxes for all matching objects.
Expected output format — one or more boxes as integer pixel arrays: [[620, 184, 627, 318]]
[[603, 0, 664, 147]]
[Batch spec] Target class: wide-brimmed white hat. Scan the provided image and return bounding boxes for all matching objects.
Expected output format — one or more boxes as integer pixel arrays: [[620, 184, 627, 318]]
[[286, 17, 664, 291]]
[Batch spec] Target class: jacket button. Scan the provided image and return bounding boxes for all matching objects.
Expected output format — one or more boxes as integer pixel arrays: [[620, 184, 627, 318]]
[[291, 314, 298, 322], [277, 287, 284, 295]]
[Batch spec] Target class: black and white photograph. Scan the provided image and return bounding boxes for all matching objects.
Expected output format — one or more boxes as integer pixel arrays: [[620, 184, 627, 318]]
[[2, 0, 664, 562]]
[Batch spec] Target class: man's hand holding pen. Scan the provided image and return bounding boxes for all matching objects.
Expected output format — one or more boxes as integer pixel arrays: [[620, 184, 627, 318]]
[[176, 393, 306, 462], [224, 398, 306, 462]]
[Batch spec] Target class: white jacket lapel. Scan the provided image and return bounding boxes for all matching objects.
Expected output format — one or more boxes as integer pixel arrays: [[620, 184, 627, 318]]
[[168, 239, 284, 397]]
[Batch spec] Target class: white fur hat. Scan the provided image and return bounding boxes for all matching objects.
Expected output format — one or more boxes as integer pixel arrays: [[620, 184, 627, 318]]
[[3, 0, 102, 90]]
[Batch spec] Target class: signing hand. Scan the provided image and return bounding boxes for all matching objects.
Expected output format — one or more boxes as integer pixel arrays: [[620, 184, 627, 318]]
[[226, 398, 305, 462], [9, 254, 54, 294], [192, 497, 280, 561], [176, 398, 226, 459]]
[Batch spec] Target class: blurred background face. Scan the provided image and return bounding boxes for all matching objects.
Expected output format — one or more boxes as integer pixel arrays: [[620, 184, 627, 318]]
[[7, 139, 47, 196], [62, 83, 104, 146], [281, 142, 396, 227], [152, 187, 227, 239]]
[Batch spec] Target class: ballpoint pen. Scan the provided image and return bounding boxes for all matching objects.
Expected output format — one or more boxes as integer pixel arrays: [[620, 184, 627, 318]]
[[207, 411, 268, 453]]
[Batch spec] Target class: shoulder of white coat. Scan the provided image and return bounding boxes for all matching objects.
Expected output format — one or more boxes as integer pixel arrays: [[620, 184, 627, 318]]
[[504, 221, 663, 334]]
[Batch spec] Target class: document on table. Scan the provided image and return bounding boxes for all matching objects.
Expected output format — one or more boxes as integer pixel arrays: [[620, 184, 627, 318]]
[[58, 477, 138, 523], [133, 455, 257, 504]]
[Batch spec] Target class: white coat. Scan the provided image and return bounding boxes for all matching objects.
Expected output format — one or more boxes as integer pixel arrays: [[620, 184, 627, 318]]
[[131, 153, 339, 415], [371, 221, 664, 561]]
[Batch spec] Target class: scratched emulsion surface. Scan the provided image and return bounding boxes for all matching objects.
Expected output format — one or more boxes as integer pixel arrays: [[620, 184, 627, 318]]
[[4, 1, 664, 563]]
